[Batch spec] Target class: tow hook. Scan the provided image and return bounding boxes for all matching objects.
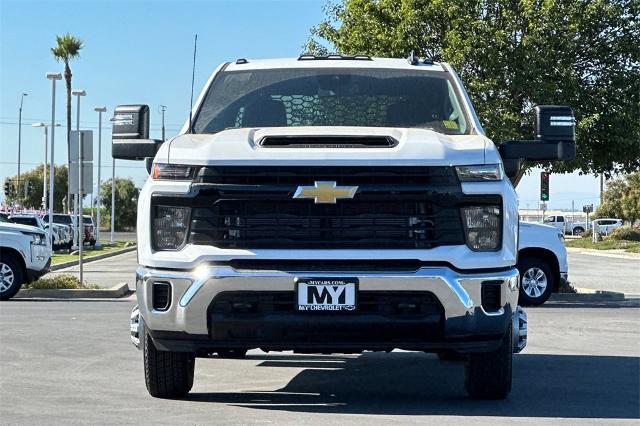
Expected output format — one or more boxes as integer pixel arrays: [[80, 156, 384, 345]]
[[512, 306, 528, 353], [130, 305, 143, 349]]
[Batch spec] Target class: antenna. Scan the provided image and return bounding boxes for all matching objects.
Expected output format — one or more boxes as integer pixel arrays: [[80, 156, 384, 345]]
[[188, 34, 198, 133]]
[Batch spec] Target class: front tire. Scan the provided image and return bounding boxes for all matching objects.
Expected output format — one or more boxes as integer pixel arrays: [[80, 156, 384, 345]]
[[573, 226, 585, 236], [517, 257, 554, 306], [465, 324, 512, 399], [144, 332, 195, 398], [0, 253, 24, 301]]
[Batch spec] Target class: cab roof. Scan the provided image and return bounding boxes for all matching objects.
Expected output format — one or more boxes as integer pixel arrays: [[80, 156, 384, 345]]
[[224, 56, 447, 72]]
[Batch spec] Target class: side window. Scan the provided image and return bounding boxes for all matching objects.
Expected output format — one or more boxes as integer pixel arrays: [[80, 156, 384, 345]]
[[557, 216, 565, 222], [544, 216, 555, 223]]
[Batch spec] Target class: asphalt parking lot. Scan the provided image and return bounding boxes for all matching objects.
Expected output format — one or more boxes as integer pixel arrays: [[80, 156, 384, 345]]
[[1, 298, 638, 425]]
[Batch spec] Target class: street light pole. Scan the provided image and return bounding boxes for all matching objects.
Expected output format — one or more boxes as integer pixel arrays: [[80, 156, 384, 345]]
[[33, 123, 61, 211], [159, 105, 167, 141], [32, 123, 48, 209], [94, 107, 106, 248], [17, 93, 28, 204], [110, 157, 115, 244], [46, 73, 62, 244], [72, 89, 86, 284]]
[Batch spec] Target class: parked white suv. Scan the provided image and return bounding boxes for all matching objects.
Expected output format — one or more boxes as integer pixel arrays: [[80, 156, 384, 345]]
[[518, 222, 568, 305], [114, 54, 576, 399], [592, 218, 623, 235], [0, 214, 52, 300]]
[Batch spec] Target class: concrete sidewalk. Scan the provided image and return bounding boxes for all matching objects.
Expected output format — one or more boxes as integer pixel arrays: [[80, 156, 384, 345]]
[[44, 250, 138, 290]]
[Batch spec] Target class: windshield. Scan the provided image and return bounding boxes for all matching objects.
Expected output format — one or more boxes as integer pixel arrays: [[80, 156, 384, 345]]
[[10, 217, 39, 227], [193, 68, 469, 135], [53, 215, 72, 224]]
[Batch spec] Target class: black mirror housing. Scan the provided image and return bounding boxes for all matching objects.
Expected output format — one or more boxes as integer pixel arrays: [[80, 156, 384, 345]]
[[499, 105, 576, 164], [111, 104, 162, 160], [500, 140, 576, 162], [534, 105, 575, 142]]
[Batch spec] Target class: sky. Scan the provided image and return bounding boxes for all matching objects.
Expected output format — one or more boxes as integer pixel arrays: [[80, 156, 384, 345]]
[[0, 0, 602, 210]]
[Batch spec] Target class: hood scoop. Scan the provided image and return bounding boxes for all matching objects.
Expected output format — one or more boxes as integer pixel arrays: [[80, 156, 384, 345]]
[[259, 135, 398, 148]]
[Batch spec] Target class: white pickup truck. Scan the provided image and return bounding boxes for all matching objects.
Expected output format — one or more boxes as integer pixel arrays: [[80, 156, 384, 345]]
[[113, 54, 575, 399], [518, 222, 568, 305], [0, 214, 52, 300], [543, 214, 589, 235]]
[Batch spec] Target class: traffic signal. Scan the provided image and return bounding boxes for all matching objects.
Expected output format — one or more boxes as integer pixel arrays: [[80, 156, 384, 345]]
[[3, 178, 12, 197], [540, 172, 550, 201]]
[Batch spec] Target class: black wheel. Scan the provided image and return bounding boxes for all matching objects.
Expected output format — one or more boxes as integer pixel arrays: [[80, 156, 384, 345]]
[[0, 253, 24, 301], [465, 324, 512, 399], [89, 239, 96, 247], [436, 350, 466, 362], [217, 349, 248, 359], [517, 256, 554, 306], [144, 332, 195, 398], [573, 227, 585, 236]]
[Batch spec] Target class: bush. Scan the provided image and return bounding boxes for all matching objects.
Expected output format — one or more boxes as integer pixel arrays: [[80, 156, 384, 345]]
[[608, 226, 640, 241], [26, 274, 99, 289], [581, 229, 593, 239]]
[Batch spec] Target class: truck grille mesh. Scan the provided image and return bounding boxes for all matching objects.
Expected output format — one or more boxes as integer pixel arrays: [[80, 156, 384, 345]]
[[153, 166, 471, 250]]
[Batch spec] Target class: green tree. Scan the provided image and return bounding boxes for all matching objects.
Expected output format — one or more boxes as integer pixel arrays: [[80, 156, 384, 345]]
[[51, 33, 83, 202], [595, 172, 640, 224], [308, 0, 640, 176], [4, 165, 69, 211], [621, 172, 640, 224], [100, 178, 140, 231]]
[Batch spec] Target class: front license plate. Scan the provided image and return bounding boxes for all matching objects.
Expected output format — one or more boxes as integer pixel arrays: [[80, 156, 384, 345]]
[[296, 278, 357, 311]]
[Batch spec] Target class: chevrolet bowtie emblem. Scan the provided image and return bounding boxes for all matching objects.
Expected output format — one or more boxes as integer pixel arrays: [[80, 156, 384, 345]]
[[293, 181, 358, 204]]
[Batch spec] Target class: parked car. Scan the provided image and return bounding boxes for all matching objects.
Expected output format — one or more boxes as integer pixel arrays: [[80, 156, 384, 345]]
[[42, 214, 74, 250], [0, 217, 52, 300], [542, 214, 589, 235], [518, 222, 568, 306], [82, 215, 97, 246], [8, 214, 70, 250], [592, 218, 623, 235], [46, 214, 95, 246]]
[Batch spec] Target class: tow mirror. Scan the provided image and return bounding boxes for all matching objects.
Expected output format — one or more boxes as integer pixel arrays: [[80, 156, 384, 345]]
[[111, 105, 163, 160], [499, 105, 576, 178]]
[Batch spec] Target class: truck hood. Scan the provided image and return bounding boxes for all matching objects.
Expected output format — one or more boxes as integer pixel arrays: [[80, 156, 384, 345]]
[[0, 222, 46, 235], [519, 221, 562, 236], [162, 127, 498, 166]]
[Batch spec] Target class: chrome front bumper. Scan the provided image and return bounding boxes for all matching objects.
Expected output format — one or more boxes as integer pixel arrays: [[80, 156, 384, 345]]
[[136, 264, 521, 344]]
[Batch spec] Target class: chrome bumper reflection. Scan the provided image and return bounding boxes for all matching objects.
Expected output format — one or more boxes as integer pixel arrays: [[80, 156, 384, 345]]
[[135, 265, 520, 336]]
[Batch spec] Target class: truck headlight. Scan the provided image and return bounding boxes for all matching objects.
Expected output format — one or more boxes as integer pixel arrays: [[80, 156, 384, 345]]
[[153, 206, 190, 250], [22, 231, 47, 246], [456, 164, 503, 181], [152, 164, 197, 180], [461, 206, 501, 251]]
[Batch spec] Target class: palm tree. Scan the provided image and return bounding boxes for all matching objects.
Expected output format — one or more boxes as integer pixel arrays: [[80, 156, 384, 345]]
[[51, 33, 83, 211]]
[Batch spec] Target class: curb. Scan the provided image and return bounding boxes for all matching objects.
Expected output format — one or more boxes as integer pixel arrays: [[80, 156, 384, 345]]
[[51, 246, 136, 271], [14, 283, 130, 299], [550, 287, 625, 302], [566, 247, 639, 260]]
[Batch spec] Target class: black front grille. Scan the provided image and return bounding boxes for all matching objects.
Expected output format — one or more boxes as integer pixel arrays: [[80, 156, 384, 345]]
[[207, 290, 445, 344], [151, 166, 499, 250], [210, 291, 443, 317]]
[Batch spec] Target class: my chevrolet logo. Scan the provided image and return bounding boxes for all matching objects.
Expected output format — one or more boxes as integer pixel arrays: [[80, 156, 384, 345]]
[[293, 181, 358, 204]]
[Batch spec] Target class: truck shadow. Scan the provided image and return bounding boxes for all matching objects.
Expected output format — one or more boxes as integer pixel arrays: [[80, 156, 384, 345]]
[[188, 352, 639, 419]]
